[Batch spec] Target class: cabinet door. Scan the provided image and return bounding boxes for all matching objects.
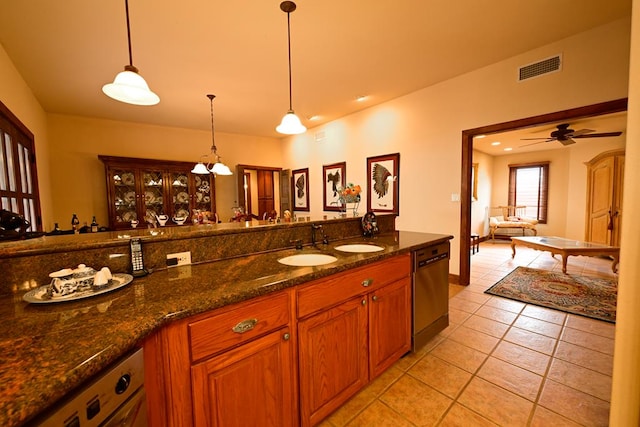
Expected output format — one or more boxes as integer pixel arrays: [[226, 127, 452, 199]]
[[106, 166, 139, 228], [191, 328, 296, 427], [298, 296, 368, 427], [369, 277, 412, 379], [192, 173, 217, 222], [169, 170, 191, 222], [140, 169, 166, 223]]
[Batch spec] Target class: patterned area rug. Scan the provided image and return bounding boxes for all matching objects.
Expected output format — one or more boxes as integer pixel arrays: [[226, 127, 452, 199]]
[[485, 267, 618, 323]]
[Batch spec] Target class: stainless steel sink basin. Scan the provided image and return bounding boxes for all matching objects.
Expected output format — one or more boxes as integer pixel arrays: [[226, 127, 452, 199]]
[[334, 244, 384, 253], [278, 253, 338, 267]]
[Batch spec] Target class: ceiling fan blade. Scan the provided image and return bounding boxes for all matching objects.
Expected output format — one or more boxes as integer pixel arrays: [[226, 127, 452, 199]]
[[520, 140, 550, 147], [520, 137, 555, 141], [573, 131, 623, 139], [566, 128, 595, 138], [559, 137, 576, 146]]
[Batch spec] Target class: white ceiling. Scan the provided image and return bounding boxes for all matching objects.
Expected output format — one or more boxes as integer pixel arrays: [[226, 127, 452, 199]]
[[0, 0, 632, 139]]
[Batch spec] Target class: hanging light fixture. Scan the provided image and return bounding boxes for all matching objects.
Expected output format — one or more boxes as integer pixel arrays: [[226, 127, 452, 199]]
[[276, 1, 306, 135], [192, 94, 232, 176], [102, 0, 160, 106]]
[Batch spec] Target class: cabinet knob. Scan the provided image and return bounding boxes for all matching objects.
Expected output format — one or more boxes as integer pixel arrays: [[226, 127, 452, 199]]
[[361, 299, 367, 306], [283, 332, 290, 341], [232, 318, 258, 334], [362, 278, 373, 287], [372, 295, 378, 302]]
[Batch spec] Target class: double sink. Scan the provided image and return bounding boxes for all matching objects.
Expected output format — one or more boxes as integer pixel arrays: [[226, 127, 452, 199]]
[[278, 243, 385, 267]]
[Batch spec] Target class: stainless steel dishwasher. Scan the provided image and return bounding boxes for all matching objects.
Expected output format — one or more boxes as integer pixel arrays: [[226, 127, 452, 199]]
[[412, 241, 450, 351]]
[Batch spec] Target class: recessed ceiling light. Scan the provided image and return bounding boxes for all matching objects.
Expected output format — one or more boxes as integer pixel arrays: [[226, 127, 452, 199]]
[[504, 147, 513, 151], [356, 95, 368, 102], [474, 134, 486, 139], [308, 115, 321, 121], [491, 141, 501, 146]]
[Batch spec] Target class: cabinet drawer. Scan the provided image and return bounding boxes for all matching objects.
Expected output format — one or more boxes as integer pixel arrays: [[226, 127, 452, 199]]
[[189, 290, 291, 362], [297, 254, 410, 319]]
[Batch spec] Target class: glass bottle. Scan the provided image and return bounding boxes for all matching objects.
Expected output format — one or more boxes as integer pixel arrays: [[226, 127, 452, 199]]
[[71, 214, 80, 233], [91, 216, 98, 233]]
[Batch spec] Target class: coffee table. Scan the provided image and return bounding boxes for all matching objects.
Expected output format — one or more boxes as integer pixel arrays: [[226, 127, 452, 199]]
[[511, 236, 620, 274]]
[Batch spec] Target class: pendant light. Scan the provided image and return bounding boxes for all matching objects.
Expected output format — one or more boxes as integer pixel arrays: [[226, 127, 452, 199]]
[[192, 94, 232, 176], [276, 1, 306, 135], [102, 0, 160, 106]]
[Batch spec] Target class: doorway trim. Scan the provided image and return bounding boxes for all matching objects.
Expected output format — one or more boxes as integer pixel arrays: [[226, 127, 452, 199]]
[[459, 98, 628, 286]]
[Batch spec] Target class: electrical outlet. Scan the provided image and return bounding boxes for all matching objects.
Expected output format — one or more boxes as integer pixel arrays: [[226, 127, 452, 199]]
[[166, 251, 191, 267]]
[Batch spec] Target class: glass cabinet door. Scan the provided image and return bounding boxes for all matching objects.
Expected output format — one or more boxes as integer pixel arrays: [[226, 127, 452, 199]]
[[192, 174, 215, 222], [110, 168, 138, 227], [170, 172, 190, 222], [141, 170, 165, 224]]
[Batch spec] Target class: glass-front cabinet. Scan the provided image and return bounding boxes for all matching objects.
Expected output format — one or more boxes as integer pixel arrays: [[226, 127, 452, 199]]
[[100, 156, 217, 230]]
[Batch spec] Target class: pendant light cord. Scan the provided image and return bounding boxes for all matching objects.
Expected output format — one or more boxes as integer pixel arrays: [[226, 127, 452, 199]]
[[286, 11, 293, 111], [208, 94, 217, 153], [124, 0, 137, 71]]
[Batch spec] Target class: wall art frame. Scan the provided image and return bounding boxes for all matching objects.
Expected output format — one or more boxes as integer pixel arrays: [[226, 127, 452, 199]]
[[291, 168, 310, 211], [366, 153, 400, 215], [322, 162, 346, 211]]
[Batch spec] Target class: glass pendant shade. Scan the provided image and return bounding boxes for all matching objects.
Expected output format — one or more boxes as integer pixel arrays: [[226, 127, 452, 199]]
[[210, 162, 232, 176], [276, 110, 306, 134], [191, 162, 210, 174], [102, 66, 160, 106]]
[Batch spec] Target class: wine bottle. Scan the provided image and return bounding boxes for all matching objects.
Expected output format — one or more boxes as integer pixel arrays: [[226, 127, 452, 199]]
[[91, 216, 98, 233], [71, 214, 80, 233]]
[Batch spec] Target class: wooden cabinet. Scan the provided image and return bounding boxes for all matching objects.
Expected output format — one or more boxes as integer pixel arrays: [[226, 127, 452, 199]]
[[144, 289, 296, 427], [99, 155, 216, 229], [586, 150, 625, 246], [296, 254, 412, 426]]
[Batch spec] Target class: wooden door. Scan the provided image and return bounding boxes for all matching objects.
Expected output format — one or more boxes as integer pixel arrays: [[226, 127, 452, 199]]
[[297, 297, 368, 427], [257, 170, 275, 217], [586, 150, 624, 245], [368, 277, 412, 379], [191, 328, 296, 427]]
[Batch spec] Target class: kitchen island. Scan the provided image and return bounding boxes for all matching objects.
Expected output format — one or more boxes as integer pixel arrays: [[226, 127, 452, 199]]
[[0, 217, 451, 426]]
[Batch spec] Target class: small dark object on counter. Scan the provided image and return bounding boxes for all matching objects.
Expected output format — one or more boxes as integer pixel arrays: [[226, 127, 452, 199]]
[[361, 212, 378, 237]]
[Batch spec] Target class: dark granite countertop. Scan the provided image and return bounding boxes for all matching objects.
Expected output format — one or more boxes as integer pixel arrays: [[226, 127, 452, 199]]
[[0, 231, 452, 426]]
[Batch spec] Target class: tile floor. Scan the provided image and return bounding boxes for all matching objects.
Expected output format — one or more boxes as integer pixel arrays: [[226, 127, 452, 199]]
[[319, 240, 618, 427]]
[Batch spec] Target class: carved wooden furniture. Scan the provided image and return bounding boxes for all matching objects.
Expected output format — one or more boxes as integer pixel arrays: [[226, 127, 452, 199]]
[[489, 205, 538, 240]]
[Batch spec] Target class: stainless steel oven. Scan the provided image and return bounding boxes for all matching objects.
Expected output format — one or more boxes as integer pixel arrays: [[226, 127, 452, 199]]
[[35, 348, 147, 427]]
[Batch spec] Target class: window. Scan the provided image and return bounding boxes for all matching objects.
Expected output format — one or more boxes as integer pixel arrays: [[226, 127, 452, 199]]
[[0, 100, 41, 232], [508, 162, 549, 224]]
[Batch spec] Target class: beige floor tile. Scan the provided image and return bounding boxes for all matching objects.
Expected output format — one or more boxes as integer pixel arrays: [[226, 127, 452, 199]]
[[547, 358, 612, 402], [538, 379, 610, 426], [462, 314, 510, 338], [457, 377, 534, 426], [521, 305, 567, 325], [344, 401, 414, 427], [439, 403, 498, 426], [475, 305, 518, 325], [513, 315, 563, 338], [484, 296, 526, 314], [430, 339, 488, 373], [327, 385, 378, 426], [448, 297, 481, 314], [477, 356, 543, 401], [407, 354, 472, 399], [448, 307, 472, 325], [448, 325, 500, 354], [505, 327, 557, 355], [565, 315, 615, 339], [452, 290, 491, 305], [380, 375, 452, 426], [491, 341, 551, 376], [554, 341, 613, 376], [529, 406, 582, 427], [561, 327, 615, 355]]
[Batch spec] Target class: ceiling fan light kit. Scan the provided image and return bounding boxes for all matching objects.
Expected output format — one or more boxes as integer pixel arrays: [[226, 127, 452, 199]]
[[276, 1, 306, 135], [102, 0, 159, 106], [192, 94, 232, 176]]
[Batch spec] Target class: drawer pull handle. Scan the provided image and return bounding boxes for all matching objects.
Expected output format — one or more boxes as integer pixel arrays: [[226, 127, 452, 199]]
[[372, 295, 379, 302], [232, 318, 258, 334], [283, 333, 290, 341], [361, 299, 367, 306], [362, 278, 373, 287]]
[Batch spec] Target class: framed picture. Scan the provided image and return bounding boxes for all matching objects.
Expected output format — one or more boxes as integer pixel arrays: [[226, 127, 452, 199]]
[[291, 168, 310, 211], [322, 162, 346, 211], [367, 153, 400, 215]]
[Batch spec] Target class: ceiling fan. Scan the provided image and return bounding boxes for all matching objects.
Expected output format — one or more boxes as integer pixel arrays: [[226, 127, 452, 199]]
[[521, 123, 623, 147]]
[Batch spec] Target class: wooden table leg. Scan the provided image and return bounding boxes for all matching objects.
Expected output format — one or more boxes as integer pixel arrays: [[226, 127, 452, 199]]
[[511, 241, 516, 259], [612, 255, 620, 273], [561, 255, 568, 274]]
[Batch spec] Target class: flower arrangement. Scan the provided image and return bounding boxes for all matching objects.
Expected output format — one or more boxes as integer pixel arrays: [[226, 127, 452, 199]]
[[338, 183, 362, 203]]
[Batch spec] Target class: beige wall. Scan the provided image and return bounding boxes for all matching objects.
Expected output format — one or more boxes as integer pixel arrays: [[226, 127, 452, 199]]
[[0, 45, 52, 223], [282, 18, 631, 274], [44, 115, 282, 230], [470, 150, 494, 236]]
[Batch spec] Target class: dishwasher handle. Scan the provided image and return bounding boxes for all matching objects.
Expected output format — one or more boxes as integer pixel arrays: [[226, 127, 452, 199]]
[[416, 252, 449, 269]]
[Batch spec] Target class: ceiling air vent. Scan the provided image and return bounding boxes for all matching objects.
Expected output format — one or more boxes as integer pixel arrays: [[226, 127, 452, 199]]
[[518, 54, 562, 82]]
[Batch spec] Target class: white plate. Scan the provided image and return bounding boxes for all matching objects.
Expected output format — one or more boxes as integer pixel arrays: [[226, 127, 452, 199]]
[[23, 273, 134, 304], [121, 173, 135, 186], [124, 191, 136, 203], [176, 192, 189, 203]]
